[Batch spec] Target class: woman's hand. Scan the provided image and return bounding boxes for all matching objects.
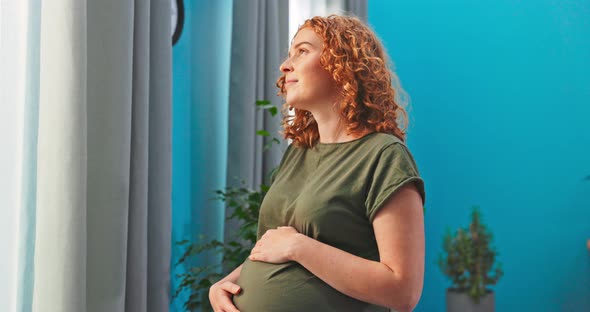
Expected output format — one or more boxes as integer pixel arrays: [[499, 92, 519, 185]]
[[249, 226, 301, 264], [209, 281, 241, 312]]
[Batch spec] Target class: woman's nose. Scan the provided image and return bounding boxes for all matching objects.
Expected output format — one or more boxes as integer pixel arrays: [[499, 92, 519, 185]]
[[280, 58, 293, 73]]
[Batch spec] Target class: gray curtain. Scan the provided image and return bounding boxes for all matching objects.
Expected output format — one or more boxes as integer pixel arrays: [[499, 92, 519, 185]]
[[226, 0, 290, 242], [345, 0, 367, 21], [227, 0, 290, 190], [31, 1, 171, 311]]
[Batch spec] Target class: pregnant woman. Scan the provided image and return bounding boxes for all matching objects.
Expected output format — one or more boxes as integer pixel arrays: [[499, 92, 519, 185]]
[[209, 15, 426, 312]]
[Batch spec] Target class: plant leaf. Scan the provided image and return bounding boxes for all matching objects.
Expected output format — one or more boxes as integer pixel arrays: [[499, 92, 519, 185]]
[[256, 130, 270, 137], [255, 100, 271, 106]]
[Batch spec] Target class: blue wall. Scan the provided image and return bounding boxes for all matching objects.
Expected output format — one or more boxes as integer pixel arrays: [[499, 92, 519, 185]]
[[369, 0, 590, 311], [171, 0, 233, 310]]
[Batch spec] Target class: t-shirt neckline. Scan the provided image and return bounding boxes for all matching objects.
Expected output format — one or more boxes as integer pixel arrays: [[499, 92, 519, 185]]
[[316, 132, 378, 147]]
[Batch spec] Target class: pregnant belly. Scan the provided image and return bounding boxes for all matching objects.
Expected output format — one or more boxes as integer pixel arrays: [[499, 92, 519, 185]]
[[233, 259, 381, 312]]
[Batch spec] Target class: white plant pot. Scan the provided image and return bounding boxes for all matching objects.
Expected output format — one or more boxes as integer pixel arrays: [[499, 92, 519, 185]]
[[446, 289, 495, 312]]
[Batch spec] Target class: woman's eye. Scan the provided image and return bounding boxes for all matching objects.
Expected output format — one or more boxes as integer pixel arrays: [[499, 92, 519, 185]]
[[298, 49, 307, 55]]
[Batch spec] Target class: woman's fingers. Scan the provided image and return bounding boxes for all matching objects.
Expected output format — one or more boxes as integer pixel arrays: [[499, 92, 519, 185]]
[[219, 281, 241, 295], [223, 306, 240, 312], [210, 281, 241, 312], [217, 295, 240, 312]]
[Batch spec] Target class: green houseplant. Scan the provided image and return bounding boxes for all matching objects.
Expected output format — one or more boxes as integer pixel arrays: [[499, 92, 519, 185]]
[[172, 101, 280, 311], [437, 206, 503, 312]]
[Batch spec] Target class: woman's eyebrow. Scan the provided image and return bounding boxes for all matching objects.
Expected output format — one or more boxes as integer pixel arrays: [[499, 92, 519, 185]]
[[288, 41, 313, 58]]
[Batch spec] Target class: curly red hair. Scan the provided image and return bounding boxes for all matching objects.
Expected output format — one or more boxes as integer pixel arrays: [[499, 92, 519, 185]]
[[277, 15, 409, 148]]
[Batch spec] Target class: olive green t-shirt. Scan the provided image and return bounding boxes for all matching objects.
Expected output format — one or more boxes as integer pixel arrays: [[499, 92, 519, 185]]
[[233, 132, 425, 312]]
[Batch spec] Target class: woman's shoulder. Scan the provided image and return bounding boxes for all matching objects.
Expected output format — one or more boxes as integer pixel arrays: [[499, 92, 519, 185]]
[[363, 132, 407, 150]]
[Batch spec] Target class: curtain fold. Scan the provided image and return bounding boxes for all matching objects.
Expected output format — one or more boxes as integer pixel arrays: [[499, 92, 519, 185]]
[[0, 2, 36, 311], [17, 2, 41, 310], [85, 1, 133, 311], [145, 0, 172, 310], [126, 1, 150, 311], [0, 0, 172, 311], [33, 2, 88, 311]]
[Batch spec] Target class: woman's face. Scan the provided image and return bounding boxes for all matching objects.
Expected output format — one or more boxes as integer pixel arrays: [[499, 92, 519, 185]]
[[279, 28, 339, 112]]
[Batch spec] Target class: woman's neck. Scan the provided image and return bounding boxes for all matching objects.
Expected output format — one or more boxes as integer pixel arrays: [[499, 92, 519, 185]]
[[311, 108, 364, 144]]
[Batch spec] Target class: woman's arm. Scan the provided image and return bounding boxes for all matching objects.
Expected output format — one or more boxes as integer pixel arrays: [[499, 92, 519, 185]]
[[249, 184, 424, 312]]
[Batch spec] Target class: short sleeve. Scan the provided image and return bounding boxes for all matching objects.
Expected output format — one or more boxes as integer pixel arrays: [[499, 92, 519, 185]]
[[365, 143, 426, 222]]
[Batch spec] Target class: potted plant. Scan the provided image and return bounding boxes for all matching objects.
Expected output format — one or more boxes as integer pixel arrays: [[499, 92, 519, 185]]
[[437, 206, 503, 312]]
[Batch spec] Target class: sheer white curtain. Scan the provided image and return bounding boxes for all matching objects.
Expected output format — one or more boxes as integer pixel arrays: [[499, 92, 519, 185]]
[[0, 2, 38, 311], [289, 0, 367, 41], [0, 1, 172, 311]]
